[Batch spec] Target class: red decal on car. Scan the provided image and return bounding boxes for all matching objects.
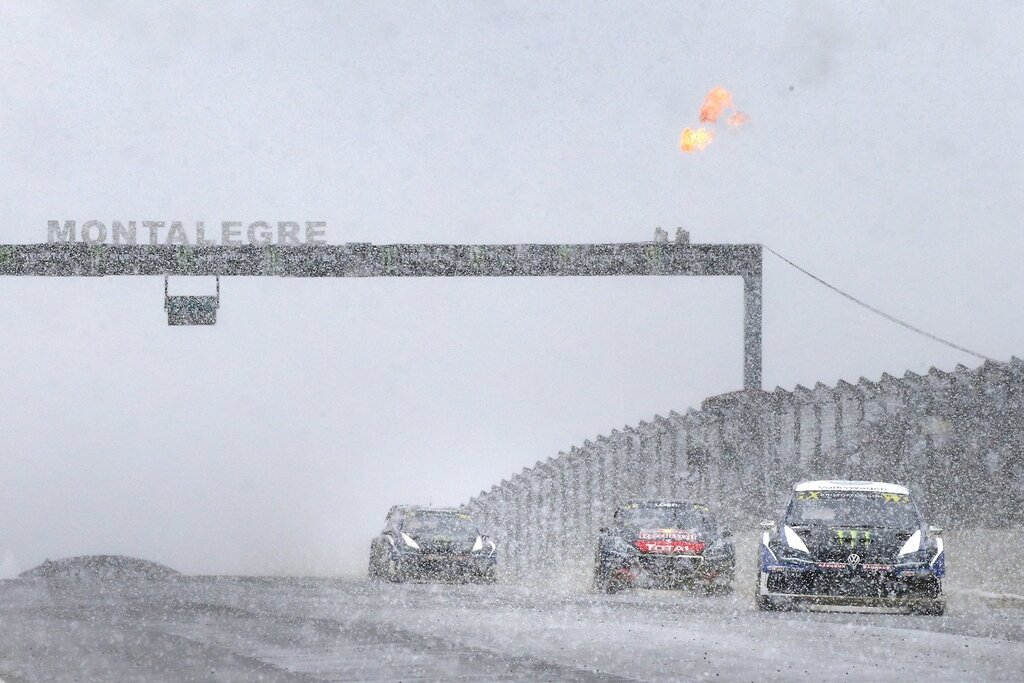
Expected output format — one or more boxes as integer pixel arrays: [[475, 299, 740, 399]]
[[634, 539, 706, 554]]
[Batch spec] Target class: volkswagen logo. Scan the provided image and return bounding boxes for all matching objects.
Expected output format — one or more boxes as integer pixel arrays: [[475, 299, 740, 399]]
[[847, 553, 861, 566]]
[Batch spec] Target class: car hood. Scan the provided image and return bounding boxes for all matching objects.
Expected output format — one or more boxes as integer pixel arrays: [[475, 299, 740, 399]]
[[786, 524, 917, 563], [406, 534, 477, 554]]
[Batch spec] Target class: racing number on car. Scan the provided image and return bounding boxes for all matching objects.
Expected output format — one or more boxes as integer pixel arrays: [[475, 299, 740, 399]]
[[797, 491, 821, 500]]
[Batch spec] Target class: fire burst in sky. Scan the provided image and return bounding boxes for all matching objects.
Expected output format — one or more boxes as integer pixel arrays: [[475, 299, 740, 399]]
[[680, 86, 748, 153], [679, 127, 713, 152]]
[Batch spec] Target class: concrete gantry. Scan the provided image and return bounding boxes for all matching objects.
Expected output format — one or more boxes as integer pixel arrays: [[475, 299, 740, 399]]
[[0, 239, 764, 388]]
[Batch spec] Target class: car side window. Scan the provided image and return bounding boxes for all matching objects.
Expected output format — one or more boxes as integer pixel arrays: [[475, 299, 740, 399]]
[[386, 511, 402, 532]]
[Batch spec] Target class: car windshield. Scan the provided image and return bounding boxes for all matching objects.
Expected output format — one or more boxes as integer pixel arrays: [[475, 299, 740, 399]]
[[785, 490, 922, 529], [615, 505, 716, 532], [401, 513, 479, 538]]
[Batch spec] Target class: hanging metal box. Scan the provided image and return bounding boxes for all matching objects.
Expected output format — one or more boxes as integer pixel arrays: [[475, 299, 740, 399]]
[[165, 295, 219, 325], [164, 277, 220, 325]]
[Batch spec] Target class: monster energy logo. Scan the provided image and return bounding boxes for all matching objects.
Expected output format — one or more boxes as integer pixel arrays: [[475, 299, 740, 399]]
[[835, 529, 872, 546]]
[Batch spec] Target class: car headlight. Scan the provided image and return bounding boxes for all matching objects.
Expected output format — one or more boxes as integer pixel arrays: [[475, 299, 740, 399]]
[[779, 549, 813, 563], [770, 540, 813, 564], [606, 536, 637, 557], [472, 536, 497, 556], [401, 533, 420, 550]]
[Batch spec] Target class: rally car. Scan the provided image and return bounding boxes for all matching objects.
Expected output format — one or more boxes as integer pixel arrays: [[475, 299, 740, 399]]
[[593, 500, 735, 593], [756, 480, 945, 614], [368, 505, 497, 583]]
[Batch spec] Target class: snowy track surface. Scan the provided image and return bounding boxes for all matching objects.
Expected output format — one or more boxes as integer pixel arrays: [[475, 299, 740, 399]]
[[0, 572, 1023, 682]]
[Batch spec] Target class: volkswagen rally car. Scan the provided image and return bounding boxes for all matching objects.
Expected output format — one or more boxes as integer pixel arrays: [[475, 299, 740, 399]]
[[593, 500, 735, 593], [368, 506, 497, 583], [756, 480, 945, 614]]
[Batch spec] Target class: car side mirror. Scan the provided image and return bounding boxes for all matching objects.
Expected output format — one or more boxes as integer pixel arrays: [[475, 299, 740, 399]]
[[759, 519, 775, 531], [928, 525, 943, 536], [598, 527, 609, 534], [721, 530, 733, 539]]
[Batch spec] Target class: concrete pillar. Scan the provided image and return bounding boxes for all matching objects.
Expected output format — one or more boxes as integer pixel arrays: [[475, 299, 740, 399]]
[[743, 271, 763, 390]]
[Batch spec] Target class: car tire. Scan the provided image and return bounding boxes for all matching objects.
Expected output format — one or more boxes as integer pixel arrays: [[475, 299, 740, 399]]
[[594, 568, 624, 594], [755, 571, 777, 610], [367, 544, 383, 580], [386, 554, 405, 583], [914, 599, 946, 616], [702, 582, 733, 596], [755, 592, 777, 611]]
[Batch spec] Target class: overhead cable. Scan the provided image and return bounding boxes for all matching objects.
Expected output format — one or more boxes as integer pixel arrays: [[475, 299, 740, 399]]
[[764, 245, 993, 362]]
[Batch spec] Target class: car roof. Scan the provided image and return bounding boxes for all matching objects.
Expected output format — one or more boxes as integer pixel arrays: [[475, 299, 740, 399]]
[[391, 505, 465, 515], [793, 480, 909, 495], [619, 500, 708, 508]]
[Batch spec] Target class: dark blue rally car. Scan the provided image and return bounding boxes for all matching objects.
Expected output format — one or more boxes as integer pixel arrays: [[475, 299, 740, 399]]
[[756, 480, 945, 614], [368, 505, 497, 584]]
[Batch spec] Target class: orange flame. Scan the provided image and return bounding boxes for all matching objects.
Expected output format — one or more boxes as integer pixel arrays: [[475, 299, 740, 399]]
[[727, 111, 749, 128], [680, 127, 713, 152], [680, 86, 748, 155], [699, 86, 733, 123]]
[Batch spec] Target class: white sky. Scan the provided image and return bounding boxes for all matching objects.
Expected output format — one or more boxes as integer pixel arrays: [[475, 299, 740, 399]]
[[0, 1, 1020, 575]]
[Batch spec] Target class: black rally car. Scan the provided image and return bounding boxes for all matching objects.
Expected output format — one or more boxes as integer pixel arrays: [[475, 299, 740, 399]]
[[593, 500, 735, 593]]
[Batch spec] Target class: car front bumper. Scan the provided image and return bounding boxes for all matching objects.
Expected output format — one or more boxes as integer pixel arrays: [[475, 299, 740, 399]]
[[760, 563, 942, 610], [398, 552, 496, 580], [615, 553, 734, 587]]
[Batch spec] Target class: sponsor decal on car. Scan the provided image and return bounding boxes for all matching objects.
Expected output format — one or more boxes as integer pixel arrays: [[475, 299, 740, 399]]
[[818, 561, 889, 571], [637, 528, 698, 541], [634, 539, 706, 554], [835, 529, 873, 547]]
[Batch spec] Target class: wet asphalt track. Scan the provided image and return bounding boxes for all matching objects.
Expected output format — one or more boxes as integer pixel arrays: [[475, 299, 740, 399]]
[[0, 570, 1022, 682]]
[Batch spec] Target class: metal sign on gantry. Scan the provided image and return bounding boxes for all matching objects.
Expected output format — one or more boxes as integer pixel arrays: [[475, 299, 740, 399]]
[[0, 234, 763, 389]]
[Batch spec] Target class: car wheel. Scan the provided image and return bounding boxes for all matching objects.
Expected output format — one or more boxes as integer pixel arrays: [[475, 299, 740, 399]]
[[755, 570, 776, 610], [386, 554, 405, 583], [701, 581, 733, 596], [755, 592, 777, 610], [368, 545, 383, 580], [594, 568, 625, 594], [914, 599, 945, 616]]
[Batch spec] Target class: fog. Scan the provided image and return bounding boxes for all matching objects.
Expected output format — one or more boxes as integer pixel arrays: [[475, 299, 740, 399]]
[[0, 1, 1020, 576]]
